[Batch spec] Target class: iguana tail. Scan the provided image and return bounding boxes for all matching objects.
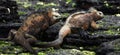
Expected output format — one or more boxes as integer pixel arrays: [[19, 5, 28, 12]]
[[0, 36, 13, 41], [35, 25, 71, 48], [0, 29, 16, 41], [0, 38, 10, 41], [35, 37, 63, 48]]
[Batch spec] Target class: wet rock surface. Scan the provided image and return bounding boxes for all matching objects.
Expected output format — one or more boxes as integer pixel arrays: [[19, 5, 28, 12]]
[[106, 52, 120, 55], [96, 39, 120, 55], [75, 0, 120, 14], [0, 0, 19, 23], [0, 0, 20, 38]]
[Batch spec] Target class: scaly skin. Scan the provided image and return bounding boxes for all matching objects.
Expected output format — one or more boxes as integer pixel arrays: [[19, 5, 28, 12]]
[[0, 9, 61, 55], [34, 7, 104, 48]]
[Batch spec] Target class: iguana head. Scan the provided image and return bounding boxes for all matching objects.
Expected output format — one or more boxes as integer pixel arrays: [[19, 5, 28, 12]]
[[46, 8, 61, 24], [51, 8, 61, 20], [88, 7, 104, 21]]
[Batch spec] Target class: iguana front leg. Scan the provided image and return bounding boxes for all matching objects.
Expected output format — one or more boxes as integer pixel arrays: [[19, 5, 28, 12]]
[[91, 21, 99, 29], [25, 34, 38, 44]]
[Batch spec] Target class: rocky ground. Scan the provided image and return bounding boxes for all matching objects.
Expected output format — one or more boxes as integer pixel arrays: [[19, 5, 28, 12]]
[[0, 15, 120, 55]]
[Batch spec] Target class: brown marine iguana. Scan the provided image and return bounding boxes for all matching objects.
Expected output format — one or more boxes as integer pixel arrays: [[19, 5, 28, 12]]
[[0, 8, 61, 55]]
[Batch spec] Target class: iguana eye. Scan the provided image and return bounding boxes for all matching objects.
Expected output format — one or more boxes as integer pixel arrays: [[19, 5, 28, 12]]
[[97, 11, 104, 17], [99, 12, 102, 15]]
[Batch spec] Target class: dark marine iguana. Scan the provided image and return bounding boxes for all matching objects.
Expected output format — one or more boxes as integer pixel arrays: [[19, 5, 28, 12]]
[[0, 8, 61, 55]]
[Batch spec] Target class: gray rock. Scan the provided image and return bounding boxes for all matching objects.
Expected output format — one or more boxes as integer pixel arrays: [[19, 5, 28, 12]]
[[96, 39, 120, 55], [47, 49, 84, 55]]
